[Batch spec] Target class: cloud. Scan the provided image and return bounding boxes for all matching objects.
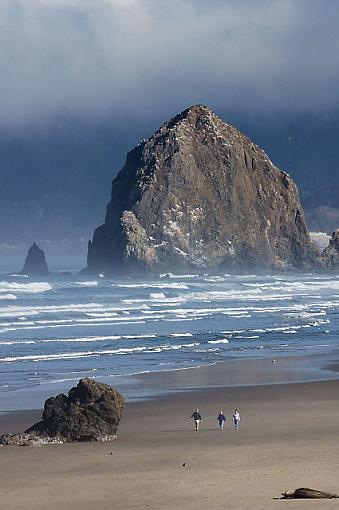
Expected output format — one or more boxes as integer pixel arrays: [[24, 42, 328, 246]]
[[0, 0, 339, 128]]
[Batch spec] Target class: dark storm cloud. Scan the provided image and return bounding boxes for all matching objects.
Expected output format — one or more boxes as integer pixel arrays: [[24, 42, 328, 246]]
[[0, 0, 339, 128]]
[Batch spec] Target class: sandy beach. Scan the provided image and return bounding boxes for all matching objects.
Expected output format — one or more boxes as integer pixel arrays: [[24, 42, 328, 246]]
[[1, 369, 339, 510]]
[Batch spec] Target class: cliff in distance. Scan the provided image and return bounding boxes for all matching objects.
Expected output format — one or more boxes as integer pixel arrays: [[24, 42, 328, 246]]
[[86, 105, 319, 274]]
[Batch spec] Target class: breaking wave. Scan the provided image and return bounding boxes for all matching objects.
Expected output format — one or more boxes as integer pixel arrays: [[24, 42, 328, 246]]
[[0, 272, 338, 395], [0, 281, 52, 293]]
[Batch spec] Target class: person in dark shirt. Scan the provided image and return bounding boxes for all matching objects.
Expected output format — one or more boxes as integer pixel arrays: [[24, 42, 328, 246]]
[[217, 411, 226, 430], [191, 409, 202, 431]]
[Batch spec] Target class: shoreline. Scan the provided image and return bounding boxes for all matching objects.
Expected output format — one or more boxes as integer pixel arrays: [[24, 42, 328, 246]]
[[1, 349, 339, 413], [1, 351, 339, 432]]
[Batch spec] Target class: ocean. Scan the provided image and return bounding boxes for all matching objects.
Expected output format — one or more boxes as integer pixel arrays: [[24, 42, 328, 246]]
[[0, 271, 338, 409]]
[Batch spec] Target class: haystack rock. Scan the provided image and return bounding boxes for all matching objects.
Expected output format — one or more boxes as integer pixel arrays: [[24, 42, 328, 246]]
[[21, 242, 49, 276], [86, 105, 316, 274], [0, 379, 124, 445]]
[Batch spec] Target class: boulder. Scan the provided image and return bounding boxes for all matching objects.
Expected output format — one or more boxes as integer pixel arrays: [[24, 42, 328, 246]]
[[21, 242, 49, 276], [0, 379, 125, 445]]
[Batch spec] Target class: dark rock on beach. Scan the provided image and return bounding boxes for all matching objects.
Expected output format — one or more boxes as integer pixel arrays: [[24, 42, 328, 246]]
[[86, 105, 317, 274], [0, 379, 125, 445], [281, 488, 339, 499], [21, 242, 49, 276]]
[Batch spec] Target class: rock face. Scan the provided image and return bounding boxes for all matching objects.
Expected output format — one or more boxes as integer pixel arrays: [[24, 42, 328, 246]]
[[320, 230, 339, 269], [21, 242, 49, 276], [0, 379, 124, 445], [86, 105, 316, 274]]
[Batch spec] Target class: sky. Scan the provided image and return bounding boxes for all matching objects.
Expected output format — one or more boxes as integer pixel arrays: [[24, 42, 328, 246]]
[[0, 0, 339, 263], [1, 0, 339, 129]]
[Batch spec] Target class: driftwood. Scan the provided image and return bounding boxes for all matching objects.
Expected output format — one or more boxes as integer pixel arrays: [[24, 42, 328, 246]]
[[281, 488, 339, 499]]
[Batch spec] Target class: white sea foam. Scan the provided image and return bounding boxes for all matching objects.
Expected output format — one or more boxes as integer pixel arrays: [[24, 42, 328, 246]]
[[42, 334, 158, 343], [0, 341, 202, 363], [40, 377, 81, 385], [75, 281, 98, 287], [221, 330, 245, 334], [287, 311, 327, 318], [0, 340, 36, 345], [193, 348, 219, 353], [0, 347, 149, 362], [0, 302, 151, 319], [160, 342, 200, 350], [159, 273, 198, 279], [0, 317, 149, 334], [122, 296, 184, 304], [123, 334, 157, 339], [243, 280, 339, 293], [149, 292, 166, 299], [170, 333, 193, 337], [42, 335, 123, 343], [0, 282, 52, 293], [0, 294, 17, 300], [164, 317, 202, 322], [85, 312, 119, 318], [235, 335, 260, 339], [114, 282, 189, 290], [207, 339, 229, 344]]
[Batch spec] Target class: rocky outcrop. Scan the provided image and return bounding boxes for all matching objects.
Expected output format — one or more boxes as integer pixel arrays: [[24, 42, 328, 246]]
[[0, 432, 62, 447], [320, 230, 339, 269], [21, 242, 49, 276], [86, 105, 317, 274], [0, 379, 125, 445]]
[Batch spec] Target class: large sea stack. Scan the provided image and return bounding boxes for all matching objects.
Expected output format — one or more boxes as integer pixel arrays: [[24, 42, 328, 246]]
[[21, 242, 49, 276], [86, 105, 316, 274]]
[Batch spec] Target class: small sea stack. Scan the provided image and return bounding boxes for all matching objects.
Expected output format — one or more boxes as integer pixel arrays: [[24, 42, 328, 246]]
[[321, 229, 339, 269], [21, 242, 49, 276]]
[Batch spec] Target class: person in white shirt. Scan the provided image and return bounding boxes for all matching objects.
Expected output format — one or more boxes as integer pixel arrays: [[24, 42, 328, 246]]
[[232, 409, 240, 430]]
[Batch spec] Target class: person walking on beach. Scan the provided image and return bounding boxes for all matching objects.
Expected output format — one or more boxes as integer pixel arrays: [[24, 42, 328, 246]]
[[217, 411, 226, 430], [191, 409, 202, 431], [232, 409, 240, 430]]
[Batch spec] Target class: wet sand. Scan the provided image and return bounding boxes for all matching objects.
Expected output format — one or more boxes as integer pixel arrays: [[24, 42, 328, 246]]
[[1, 377, 339, 509]]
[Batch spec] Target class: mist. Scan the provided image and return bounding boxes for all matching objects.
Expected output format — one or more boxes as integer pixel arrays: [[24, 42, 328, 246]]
[[1, 0, 339, 129]]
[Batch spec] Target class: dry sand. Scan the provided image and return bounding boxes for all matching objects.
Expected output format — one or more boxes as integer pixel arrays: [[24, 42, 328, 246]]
[[1, 376, 339, 510]]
